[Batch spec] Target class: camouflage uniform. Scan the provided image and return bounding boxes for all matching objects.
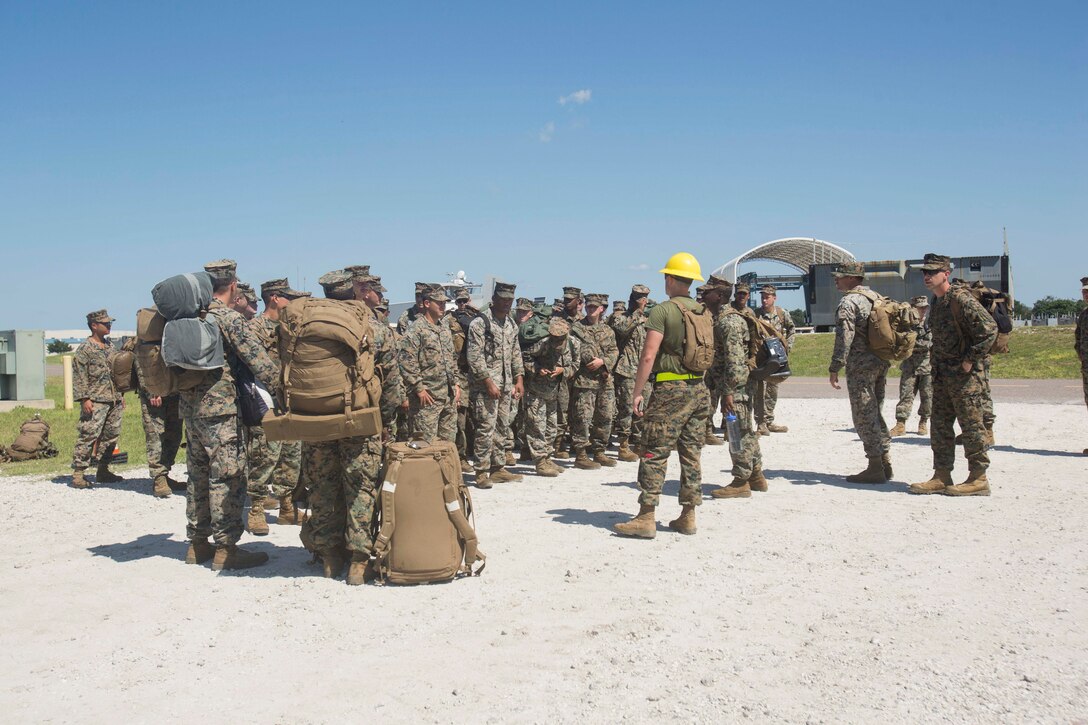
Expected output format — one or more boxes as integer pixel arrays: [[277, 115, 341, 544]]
[[71, 336, 123, 471], [704, 305, 724, 436], [138, 392, 182, 480], [570, 304, 619, 454], [930, 287, 998, 474], [522, 327, 574, 462], [895, 307, 933, 424], [830, 285, 891, 459], [754, 305, 795, 427], [244, 314, 302, 501], [610, 305, 651, 445], [467, 300, 522, 472], [399, 314, 459, 442], [180, 300, 279, 547], [718, 308, 762, 478], [447, 309, 473, 461], [1077, 282, 1088, 412], [552, 288, 583, 450]]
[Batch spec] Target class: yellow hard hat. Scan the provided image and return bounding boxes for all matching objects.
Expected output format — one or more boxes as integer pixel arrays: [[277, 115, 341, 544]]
[[659, 252, 704, 282]]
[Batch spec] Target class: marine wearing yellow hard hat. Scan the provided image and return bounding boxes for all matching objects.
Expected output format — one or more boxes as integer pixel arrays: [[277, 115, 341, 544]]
[[659, 252, 704, 282]]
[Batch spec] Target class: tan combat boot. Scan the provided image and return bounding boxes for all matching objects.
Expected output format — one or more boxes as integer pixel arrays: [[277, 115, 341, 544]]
[[710, 477, 752, 499], [519, 445, 532, 463], [276, 496, 306, 525], [71, 470, 92, 489], [882, 452, 893, 479], [95, 464, 123, 483], [748, 467, 768, 492], [757, 423, 771, 436], [704, 431, 724, 446], [490, 466, 524, 483], [889, 421, 907, 437], [534, 459, 560, 477], [185, 538, 215, 565], [263, 496, 279, 510], [574, 449, 601, 470], [553, 438, 571, 459], [767, 423, 788, 433], [211, 544, 269, 572], [616, 437, 640, 462], [321, 548, 346, 578], [917, 417, 928, 436], [907, 468, 953, 495], [668, 505, 697, 535], [613, 504, 657, 539], [944, 470, 991, 496], [346, 553, 377, 586], [153, 476, 172, 498], [592, 449, 617, 467], [247, 498, 269, 536], [475, 470, 492, 489], [845, 457, 888, 484], [504, 451, 517, 467]]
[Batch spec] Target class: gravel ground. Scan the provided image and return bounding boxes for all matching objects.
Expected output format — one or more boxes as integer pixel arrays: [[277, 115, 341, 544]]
[[1, 397, 1086, 723]]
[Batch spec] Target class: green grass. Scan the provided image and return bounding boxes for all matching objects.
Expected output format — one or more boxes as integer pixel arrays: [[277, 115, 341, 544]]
[[0, 376, 185, 478], [788, 325, 1079, 378]]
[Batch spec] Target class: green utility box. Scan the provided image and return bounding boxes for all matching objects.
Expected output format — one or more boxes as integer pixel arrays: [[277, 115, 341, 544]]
[[0, 330, 47, 401]]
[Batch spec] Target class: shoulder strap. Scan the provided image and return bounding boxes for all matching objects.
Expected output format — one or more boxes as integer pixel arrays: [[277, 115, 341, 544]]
[[852, 288, 882, 304], [372, 451, 402, 580]]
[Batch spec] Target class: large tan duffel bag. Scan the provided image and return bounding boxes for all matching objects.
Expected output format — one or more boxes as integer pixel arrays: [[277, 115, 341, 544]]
[[373, 440, 485, 585]]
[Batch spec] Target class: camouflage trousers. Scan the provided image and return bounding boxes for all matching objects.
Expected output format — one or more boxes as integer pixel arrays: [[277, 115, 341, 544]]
[[246, 426, 302, 500], [302, 436, 383, 556], [511, 396, 527, 452], [470, 386, 515, 472], [846, 362, 890, 458], [407, 394, 457, 443], [613, 376, 649, 444], [980, 356, 995, 428], [1082, 362, 1088, 408], [456, 398, 472, 461], [895, 367, 932, 422], [705, 372, 721, 435], [931, 369, 989, 473], [728, 392, 763, 479], [524, 384, 560, 462], [139, 393, 182, 479], [72, 400, 123, 471], [754, 378, 783, 426], [556, 379, 572, 445], [184, 414, 247, 546], [637, 380, 709, 508], [571, 383, 615, 452]]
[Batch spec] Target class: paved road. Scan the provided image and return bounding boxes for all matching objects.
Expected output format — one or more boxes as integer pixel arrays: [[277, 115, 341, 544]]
[[780, 376, 1083, 405]]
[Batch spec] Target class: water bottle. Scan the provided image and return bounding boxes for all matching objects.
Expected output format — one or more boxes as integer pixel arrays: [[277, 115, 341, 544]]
[[725, 412, 743, 454]]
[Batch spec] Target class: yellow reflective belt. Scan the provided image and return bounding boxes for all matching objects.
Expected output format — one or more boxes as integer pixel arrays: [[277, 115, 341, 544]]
[[654, 371, 702, 382]]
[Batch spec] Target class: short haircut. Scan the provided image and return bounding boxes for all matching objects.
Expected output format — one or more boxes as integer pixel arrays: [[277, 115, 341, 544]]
[[212, 275, 236, 294]]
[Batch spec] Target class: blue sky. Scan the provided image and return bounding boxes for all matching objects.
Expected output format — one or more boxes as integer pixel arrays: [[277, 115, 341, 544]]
[[2, 1, 1085, 329]]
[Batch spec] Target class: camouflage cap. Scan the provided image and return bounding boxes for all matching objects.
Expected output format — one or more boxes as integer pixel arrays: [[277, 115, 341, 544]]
[[760, 284, 777, 295], [237, 282, 258, 304], [353, 273, 387, 294], [630, 284, 650, 297], [584, 293, 608, 307], [613, 300, 627, 311], [376, 300, 389, 312], [493, 281, 517, 299], [917, 253, 951, 272], [203, 259, 237, 283], [515, 297, 534, 312], [548, 318, 571, 337], [261, 278, 308, 299], [562, 286, 582, 300], [422, 283, 449, 303], [1082, 276, 1088, 290], [344, 265, 370, 279], [87, 309, 115, 324], [704, 274, 734, 292], [553, 297, 564, 306], [694, 285, 708, 300], [318, 270, 354, 300], [831, 261, 865, 278], [454, 288, 471, 302], [911, 295, 930, 308], [734, 282, 751, 294]]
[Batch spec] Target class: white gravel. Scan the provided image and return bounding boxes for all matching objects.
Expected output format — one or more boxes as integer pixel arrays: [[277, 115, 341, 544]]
[[1, 398, 1086, 723]]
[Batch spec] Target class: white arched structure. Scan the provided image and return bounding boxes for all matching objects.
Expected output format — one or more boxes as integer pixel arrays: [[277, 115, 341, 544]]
[[711, 237, 855, 282]]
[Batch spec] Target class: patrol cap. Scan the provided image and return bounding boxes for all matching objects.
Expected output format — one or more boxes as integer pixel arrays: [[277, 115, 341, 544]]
[[613, 300, 627, 311], [911, 295, 930, 308], [87, 309, 115, 324], [318, 270, 354, 300], [1081, 276, 1088, 290], [344, 265, 370, 278], [734, 282, 751, 294], [353, 273, 387, 294], [515, 297, 534, 312], [704, 274, 734, 293], [493, 281, 517, 299], [548, 318, 570, 337], [203, 259, 237, 283], [831, 261, 865, 279], [414, 282, 428, 295], [454, 288, 471, 302], [918, 253, 952, 272], [760, 284, 777, 295], [584, 293, 608, 307], [562, 286, 582, 300], [630, 284, 650, 297], [422, 283, 449, 303], [694, 285, 707, 300], [237, 282, 257, 304], [261, 278, 308, 299]]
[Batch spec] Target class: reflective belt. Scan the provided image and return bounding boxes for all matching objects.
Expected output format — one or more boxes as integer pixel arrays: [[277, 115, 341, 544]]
[[653, 371, 702, 382]]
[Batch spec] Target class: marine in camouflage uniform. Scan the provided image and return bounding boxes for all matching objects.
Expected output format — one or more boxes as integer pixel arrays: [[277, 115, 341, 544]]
[[448, 289, 474, 467], [522, 318, 574, 476], [610, 285, 652, 461], [510, 298, 536, 463], [828, 262, 892, 484], [135, 386, 183, 497], [755, 285, 796, 434], [700, 282, 728, 446], [396, 282, 427, 335], [71, 309, 125, 488], [399, 283, 460, 443], [300, 269, 405, 584], [891, 295, 932, 436], [552, 287, 584, 457], [570, 293, 619, 468], [1077, 276, 1088, 455], [909, 254, 997, 496], [182, 261, 280, 570]]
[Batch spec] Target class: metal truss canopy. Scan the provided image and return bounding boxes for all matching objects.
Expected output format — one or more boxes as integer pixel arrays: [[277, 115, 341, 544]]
[[711, 237, 855, 282]]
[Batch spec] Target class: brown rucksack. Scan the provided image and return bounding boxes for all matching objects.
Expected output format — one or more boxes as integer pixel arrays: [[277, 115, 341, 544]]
[[8, 415, 58, 461], [373, 440, 485, 585], [853, 289, 917, 362], [133, 307, 179, 397], [111, 343, 137, 394], [668, 299, 715, 373]]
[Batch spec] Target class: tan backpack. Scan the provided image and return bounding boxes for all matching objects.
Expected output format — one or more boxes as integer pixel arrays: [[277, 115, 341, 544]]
[[373, 439, 485, 585], [133, 307, 179, 397], [8, 415, 58, 461], [111, 339, 137, 394], [262, 298, 383, 442], [724, 306, 790, 374], [853, 289, 917, 362], [668, 299, 715, 373]]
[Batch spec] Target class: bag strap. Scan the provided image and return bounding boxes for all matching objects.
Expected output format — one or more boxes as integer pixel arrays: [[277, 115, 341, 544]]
[[372, 451, 403, 582], [433, 451, 485, 575]]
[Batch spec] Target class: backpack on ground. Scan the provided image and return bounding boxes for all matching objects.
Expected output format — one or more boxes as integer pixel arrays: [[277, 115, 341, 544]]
[[262, 297, 382, 442], [668, 300, 715, 373], [955, 284, 1013, 354], [133, 307, 179, 397], [373, 439, 485, 585], [7, 415, 58, 461], [853, 289, 917, 362], [152, 272, 213, 321]]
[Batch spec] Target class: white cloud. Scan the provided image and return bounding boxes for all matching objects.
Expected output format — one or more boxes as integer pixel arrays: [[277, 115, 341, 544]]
[[627, 263, 650, 271], [538, 121, 555, 143], [558, 89, 592, 106]]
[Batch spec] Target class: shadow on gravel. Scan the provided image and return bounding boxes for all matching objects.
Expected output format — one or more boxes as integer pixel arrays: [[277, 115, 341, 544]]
[[764, 468, 909, 493], [547, 508, 628, 530], [49, 473, 171, 498], [88, 533, 317, 579], [989, 444, 1087, 458]]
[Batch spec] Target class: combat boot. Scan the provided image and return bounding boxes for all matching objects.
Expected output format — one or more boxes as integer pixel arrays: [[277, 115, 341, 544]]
[[612, 504, 657, 539], [459, 458, 471, 474], [668, 505, 697, 535], [152, 476, 172, 498], [534, 459, 560, 477], [321, 548, 346, 578], [907, 468, 953, 495], [845, 457, 888, 484], [616, 437, 639, 462], [263, 496, 279, 510], [767, 423, 788, 433], [211, 544, 269, 572], [247, 498, 269, 536], [711, 477, 752, 499], [917, 418, 928, 436], [71, 470, 92, 489], [475, 470, 492, 489], [490, 466, 523, 483], [943, 469, 991, 496], [504, 451, 516, 467], [574, 448, 600, 470], [881, 452, 893, 479], [748, 466, 768, 492], [185, 538, 215, 565], [95, 464, 123, 483], [276, 496, 306, 525], [519, 445, 532, 463], [757, 423, 771, 436], [545, 459, 564, 475], [346, 553, 378, 586], [592, 449, 617, 467], [167, 476, 187, 492], [704, 431, 724, 446], [889, 421, 907, 437], [553, 438, 571, 459]]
